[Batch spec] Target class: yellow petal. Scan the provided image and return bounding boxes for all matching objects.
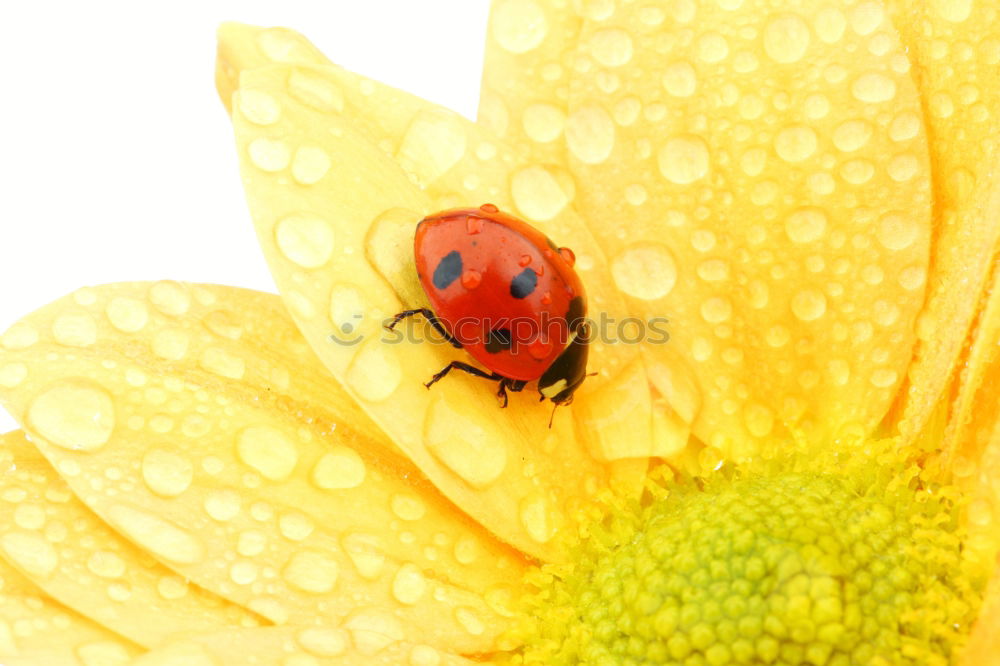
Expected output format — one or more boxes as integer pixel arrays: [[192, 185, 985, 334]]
[[885, 0, 1000, 443], [0, 282, 521, 654], [131, 626, 488, 666], [479, 0, 582, 166], [0, 531, 140, 665], [962, 561, 1000, 665], [557, 0, 931, 457], [219, 23, 657, 468], [224, 28, 648, 557], [0, 430, 261, 647]]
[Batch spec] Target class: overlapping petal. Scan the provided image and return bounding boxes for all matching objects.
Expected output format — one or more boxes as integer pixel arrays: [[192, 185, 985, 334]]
[[0, 282, 521, 656], [218, 24, 665, 561], [884, 0, 1000, 444], [0, 519, 140, 665], [0, 430, 261, 647]]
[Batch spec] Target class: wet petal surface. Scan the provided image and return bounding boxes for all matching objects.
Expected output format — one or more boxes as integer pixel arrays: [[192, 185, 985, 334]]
[[0, 283, 522, 654]]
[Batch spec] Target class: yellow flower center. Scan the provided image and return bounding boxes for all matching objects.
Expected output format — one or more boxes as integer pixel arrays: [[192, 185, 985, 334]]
[[519, 470, 985, 665]]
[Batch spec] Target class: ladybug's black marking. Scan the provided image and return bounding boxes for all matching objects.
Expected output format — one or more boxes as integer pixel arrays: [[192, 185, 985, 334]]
[[484, 328, 513, 354], [566, 295, 586, 333], [510, 268, 538, 299], [433, 251, 463, 290]]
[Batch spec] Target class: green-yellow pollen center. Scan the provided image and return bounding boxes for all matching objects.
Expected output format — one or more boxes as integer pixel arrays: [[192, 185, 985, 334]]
[[521, 472, 983, 666]]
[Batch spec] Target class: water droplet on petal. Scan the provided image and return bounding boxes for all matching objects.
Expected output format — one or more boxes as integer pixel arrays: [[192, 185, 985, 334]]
[[1, 532, 58, 577], [237, 89, 281, 125], [346, 340, 402, 402], [764, 14, 811, 63], [520, 492, 556, 543], [774, 126, 818, 162], [248, 137, 291, 172], [392, 563, 427, 605], [28, 381, 115, 451], [312, 446, 367, 490], [200, 347, 245, 379], [275, 215, 335, 269], [283, 550, 339, 593], [658, 136, 710, 184], [611, 244, 677, 300], [784, 208, 827, 243], [425, 396, 508, 488], [511, 165, 572, 221], [345, 611, 404, 654], [52, 312, 98, 347], [491, 0, 548, 54], [291, 145, 331, 185], [237, 426, 299, 482], [297, 627, 349, 657], [149, 281, 191, 316], [566, 105, 615, 164], [343, 533, 385, 580], [142, 448, 193, 497], [791, 290, 828, 321]]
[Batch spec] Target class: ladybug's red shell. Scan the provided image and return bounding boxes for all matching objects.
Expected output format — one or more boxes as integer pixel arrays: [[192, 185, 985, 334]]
[[414, 205, 586, 383]]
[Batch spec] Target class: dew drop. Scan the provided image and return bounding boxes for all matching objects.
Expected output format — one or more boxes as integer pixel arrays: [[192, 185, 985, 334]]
[[392, 563, 427, 605], [105, 297, 149, 333], [832, 120, 873, 153], [455, 607, 485, 636], [312, 446, 367, 490], [248, 137, 291, 172], [611, 244, 677, 300], [345, 611, 405, 655], [275, 215, 335, 269], [744, 403, 775, 437], [774, 126, 818, 162], [149, 281, 191, 316], [0, 362, 27, 388], [520, 492, 555, 544], [589, 28, 633, 67], [425, 396, 508, 488], [870, 368, 898, 388], [87, 550, 126, 579], [237, 426, 299, 482], [283, 550, 339, 594], [13, 504, 45, 530], [204, 490, 242, 522], [658, 135, 710, 184], [492, 0, 548, 54], [152, 329, 190, 361], [522, 103, 565, 143], [852, 72, 896, 103], [1, 322, 38, 349], [391, 494, 427, 521], [297, 627, 349, 657], [141, 448, 193, 497], [346, 340, 402, 402], [662, 61, 697, 97], [288, 69, 345, 113], [237, 530, 267, 557], [410, 644, 442, 666], [396, 111, 467, 186], [566, 105, 615, 164], [279, 512, 315, 541], [697, 32, 729, 62], [28, 381, 115, 452], [701, 297, 733, 323], [876, 213, 919, 251], [343, 532, 385, 579], [791, 289, 827, 321], [52, 312, 98, 347], [764, 14, 811, 63], [291, 146, 331, 185], [784, 208, 827, 243]]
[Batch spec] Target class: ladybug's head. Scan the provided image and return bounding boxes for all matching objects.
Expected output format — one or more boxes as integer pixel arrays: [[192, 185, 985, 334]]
[[538, 322, 592, 406]]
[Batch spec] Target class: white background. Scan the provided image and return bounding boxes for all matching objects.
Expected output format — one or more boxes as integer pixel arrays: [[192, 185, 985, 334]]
[[0, 1, 491, 431]]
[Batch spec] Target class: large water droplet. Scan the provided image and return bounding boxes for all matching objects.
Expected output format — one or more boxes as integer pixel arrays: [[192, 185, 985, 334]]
[[520, 492, 555, 544], [291, 145, 331, 185], [491, 0, 548, 54], [297, 627, 349, 657], [764, 14, 811, 63], [589, 28, 633, 67], [522, 103, 565, 143], [236, 426, 299, 482], [275, 215, 335, 269], [343, 532, 385, 580], [611, 244, 678, 300], [52, 312, 98, 347], [87, 550, 126, 579], [1, 531, 58, 577], [237, 89, 281, 125], [396, 111, 467, 186], [791, 289, 828, 321], [774, 126, 818, 162], [832, 120, 873, 152], [106, 297, 149, 333], [876, 213, 919, 251], [204, 490, 242, 522], [248, 137, 291, 172], [142, 448, 193, 497], [392, 563, 427, 605], [346, 340, 402, 402], [784, 208, 827, 243], [851, 72, 896, 103], [424, 396, 508, 488], [658, 136, 710, 184], [283, 550, 339, 593], [149, 281, 191, 316], [312, 445, 367, 490], [28, 381, 115, 452], [662, 61, 697, 97]]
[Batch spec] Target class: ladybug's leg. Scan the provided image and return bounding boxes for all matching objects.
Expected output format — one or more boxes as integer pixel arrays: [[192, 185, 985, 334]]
[[386, 308, 462, 349], [496, 379, 510, 408], [425, 361, 502, 389]]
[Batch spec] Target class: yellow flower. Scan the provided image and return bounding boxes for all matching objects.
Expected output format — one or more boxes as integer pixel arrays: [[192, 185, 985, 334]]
[[0, 1, 998, 664]]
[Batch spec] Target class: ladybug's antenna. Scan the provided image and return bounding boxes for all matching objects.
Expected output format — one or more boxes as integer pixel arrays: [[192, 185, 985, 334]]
[[548, 402, 559, 429]]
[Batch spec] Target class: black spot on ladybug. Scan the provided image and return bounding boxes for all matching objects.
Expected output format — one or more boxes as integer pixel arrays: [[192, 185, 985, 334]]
[[484, 328, 513, 354], [433, 251, 463, 290], [566, 295, 586, 333], [510, 268, 538, 299]]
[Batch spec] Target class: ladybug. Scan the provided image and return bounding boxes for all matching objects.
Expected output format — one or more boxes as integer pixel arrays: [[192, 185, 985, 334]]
[[387, 204, 591, 415]]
